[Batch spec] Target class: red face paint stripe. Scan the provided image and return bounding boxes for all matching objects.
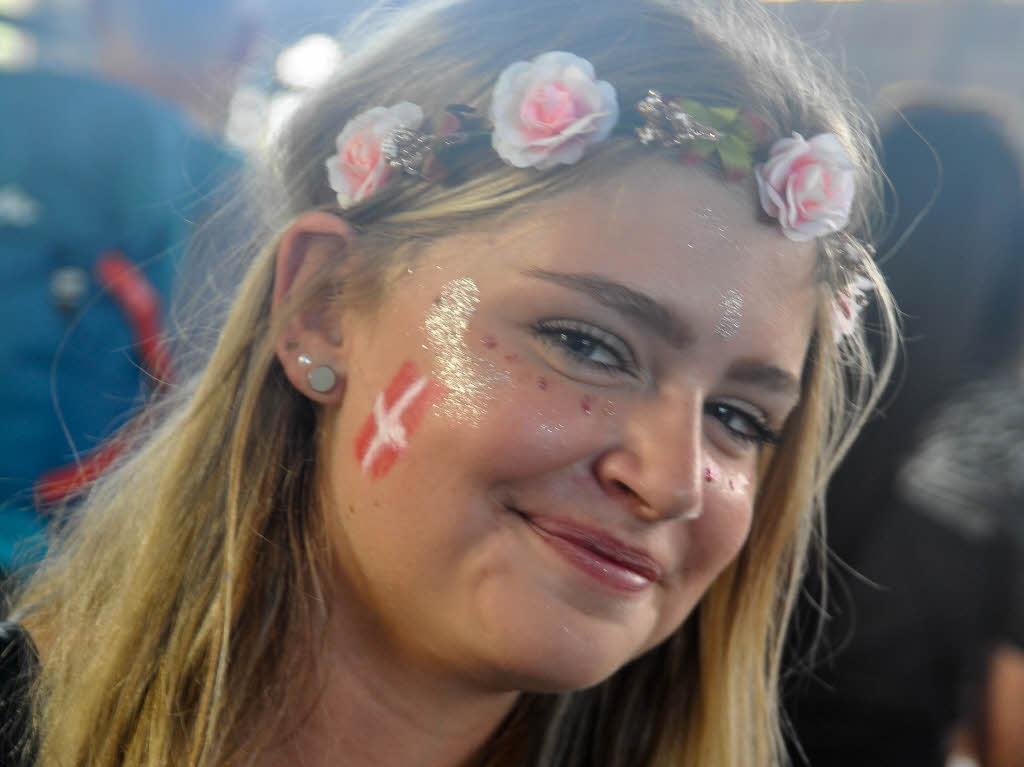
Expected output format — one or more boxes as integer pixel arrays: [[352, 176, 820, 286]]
[[355, 361, 447, 479], [383, 359, 421, 409], [353, 415, 377, 467]]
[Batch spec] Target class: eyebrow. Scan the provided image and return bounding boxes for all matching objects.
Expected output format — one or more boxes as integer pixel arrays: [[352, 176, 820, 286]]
[[524, 268, 802, 398], [524, 268, 697, 349], [724, 359, 801, 399]]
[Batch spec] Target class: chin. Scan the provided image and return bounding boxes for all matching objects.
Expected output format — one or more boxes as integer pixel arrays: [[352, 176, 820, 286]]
[[475, 623, 650, 694], [493, 659, 625, 695]]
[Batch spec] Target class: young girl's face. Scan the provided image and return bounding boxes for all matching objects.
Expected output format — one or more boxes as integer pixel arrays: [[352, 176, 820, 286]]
[[322, 160, 818, 693]]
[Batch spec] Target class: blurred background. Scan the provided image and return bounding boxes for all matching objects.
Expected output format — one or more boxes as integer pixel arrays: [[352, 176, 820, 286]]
[[2, 0, 1024, 148], [0, 2, 1021, 767], [3, 0, 1024, 150]]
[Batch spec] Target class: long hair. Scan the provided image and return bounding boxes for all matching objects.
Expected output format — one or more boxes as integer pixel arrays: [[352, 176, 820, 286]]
[[11, 2, 897, 766]]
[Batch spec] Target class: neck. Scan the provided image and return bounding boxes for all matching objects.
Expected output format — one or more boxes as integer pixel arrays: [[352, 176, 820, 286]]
[[255, 593, 520, 767]]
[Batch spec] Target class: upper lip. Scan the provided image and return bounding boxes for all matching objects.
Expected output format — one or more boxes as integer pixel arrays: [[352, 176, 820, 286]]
[[515, 510, 664, 583]]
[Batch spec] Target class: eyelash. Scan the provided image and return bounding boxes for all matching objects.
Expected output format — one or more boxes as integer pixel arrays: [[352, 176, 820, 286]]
[[705, 402, 781, 448], [532, 319, 636, 376], [532, 319, 782, 448]]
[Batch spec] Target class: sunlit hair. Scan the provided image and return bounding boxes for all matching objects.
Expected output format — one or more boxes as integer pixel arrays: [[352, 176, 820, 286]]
[[11, 1, 897, 766]]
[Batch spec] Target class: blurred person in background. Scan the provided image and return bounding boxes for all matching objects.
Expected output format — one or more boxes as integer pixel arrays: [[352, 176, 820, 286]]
[[0, 0, 256, 579], [785, 95, 1024, 767]]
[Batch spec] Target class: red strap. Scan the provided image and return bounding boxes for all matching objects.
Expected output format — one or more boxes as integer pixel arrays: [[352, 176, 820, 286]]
[[94, 252, 174, 383], [35, 443, 122, 507], [35, 253, 174, 506]]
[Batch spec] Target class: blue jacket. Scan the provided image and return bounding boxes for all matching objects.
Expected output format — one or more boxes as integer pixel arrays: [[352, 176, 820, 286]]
[[0, 69, 238, 569]]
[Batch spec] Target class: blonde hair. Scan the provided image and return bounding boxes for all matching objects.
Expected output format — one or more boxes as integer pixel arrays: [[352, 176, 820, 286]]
[[11, 1, 897, 766]]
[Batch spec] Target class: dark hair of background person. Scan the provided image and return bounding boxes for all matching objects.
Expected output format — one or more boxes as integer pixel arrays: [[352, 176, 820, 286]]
[[785, 102, 1024, 767], [828, 104, 1024, 552]]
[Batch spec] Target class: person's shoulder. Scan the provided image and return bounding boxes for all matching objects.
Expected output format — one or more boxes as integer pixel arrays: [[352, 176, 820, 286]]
[[0, 68, 172, 126], [0, 621, 39, 688], [0, 67, 236, 176], [0, 621, 37, 767], [0, 67, 240, 233]]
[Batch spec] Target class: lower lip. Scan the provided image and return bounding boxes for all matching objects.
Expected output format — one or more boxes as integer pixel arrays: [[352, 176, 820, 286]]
[[522, 517, 654, 594]]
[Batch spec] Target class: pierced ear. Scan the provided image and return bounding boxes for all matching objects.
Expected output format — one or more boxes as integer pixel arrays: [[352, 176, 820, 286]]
[[273, 211, 353, 403]]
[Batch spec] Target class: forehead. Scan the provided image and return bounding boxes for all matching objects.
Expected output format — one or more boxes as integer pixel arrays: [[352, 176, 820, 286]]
[[429, 159, 819, 331]]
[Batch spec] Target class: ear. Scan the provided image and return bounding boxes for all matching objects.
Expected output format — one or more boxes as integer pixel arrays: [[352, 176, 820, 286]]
[[273, 211, 354, 404]]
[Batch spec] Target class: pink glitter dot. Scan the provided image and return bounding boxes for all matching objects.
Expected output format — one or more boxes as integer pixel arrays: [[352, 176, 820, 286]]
[[537, 376, 548, 390], [581, 396, 592, 415], [704, 467, 715, 483], [481, 335, 498, 349]]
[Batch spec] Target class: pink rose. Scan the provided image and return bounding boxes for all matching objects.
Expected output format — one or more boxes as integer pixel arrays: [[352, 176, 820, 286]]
[[755, 132, 855, 242], [326, 102, 424, 208], [490, 51, 619, 170], [830, 275, 873, 343]]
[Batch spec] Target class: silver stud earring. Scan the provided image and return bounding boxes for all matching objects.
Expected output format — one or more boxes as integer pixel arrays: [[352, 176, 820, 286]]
[[297, 353, 312, 367], [308, 365, 337, 393]]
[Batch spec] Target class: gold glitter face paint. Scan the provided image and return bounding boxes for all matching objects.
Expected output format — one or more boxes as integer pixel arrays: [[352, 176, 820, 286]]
[[714, 288, 744, 339], [695, 206, 733, 244], [726, 473, 751, 494], [423, 277, 495, 425]]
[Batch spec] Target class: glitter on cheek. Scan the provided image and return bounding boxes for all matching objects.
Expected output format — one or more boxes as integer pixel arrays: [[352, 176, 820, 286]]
[[601, 400, 616, 417], [704, 466, 717, 483], [481, 335, 498, 349], [537, 376, 548, 391], [581, 395, 592, 415], [715, 288, 744, 339], [423, 277, 495, 425], [727, 473, 751, 494]]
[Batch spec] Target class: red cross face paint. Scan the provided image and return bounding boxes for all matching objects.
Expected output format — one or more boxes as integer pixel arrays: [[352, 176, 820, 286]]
[[354, 360, 447, 479]]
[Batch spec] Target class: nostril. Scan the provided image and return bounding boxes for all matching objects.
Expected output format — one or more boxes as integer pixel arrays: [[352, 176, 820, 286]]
[[611, 479, 638, 499]]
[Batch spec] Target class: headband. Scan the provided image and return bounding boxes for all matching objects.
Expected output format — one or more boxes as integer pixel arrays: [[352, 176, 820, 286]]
[[324, 51, 873, 342]]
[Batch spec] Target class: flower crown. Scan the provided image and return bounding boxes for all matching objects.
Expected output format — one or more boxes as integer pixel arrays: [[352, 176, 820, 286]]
[[325, 50, 873, 342]]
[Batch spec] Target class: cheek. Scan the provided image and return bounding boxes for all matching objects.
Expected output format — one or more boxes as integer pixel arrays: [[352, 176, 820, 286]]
[[450, 331, 615, 474], [689, 460, 756, 574], [352, 360, 448, 480], [425, 278, 495, 427]]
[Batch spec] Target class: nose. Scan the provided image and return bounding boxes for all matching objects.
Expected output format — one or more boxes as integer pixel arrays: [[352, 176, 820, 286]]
[[593, 386, 704, 522]]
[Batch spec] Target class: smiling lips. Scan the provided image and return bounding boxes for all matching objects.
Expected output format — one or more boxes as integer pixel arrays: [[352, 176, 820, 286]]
[[519, 513, 663, 593]]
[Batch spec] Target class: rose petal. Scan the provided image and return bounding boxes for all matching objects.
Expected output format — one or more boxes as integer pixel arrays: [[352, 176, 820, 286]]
[[326, 102, 424, 207], [757, 131, 855, 241], [490, 50, 618, 169]]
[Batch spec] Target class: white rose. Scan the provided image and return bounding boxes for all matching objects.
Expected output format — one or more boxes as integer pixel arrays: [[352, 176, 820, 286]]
[[325, 102, 424, 208], [755, 132, 855, 241], [490, 51, 619, 170]]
